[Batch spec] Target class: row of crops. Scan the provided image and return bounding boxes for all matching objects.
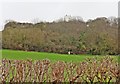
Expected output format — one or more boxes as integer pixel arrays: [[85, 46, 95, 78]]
[[0, 57, 119, 83]]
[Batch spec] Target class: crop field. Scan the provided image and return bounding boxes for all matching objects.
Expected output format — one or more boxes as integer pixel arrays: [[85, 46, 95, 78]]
[[0, 57, 119, 83], [0, 49, 119, 83]]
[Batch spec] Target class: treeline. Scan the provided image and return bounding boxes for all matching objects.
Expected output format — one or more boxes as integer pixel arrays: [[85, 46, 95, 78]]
[[2, 17, 118, 55]]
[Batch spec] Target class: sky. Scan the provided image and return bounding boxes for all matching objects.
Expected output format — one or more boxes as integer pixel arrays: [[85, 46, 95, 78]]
[[0, 0, 118, 31]]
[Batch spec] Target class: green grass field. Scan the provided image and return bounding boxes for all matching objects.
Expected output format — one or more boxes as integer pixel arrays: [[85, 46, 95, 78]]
[[2, 49, 92, 62], [1, 49, 119, 62]]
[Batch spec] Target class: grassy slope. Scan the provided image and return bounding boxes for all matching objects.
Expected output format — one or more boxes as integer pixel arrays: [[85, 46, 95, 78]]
[[1, 49, 119, 62]]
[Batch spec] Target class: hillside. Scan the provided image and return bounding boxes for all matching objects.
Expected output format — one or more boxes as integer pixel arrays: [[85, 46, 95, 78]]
[[2, 17, 118, 55]]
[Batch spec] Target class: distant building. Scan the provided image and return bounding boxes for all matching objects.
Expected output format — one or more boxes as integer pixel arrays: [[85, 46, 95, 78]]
[[87, 24, 89, 27], [64, 15, 83, 22], [64, 15, 72, 22]]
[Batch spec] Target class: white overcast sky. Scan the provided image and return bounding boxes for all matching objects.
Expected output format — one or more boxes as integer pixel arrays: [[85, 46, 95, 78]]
[[0, 0, 119, 31]]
